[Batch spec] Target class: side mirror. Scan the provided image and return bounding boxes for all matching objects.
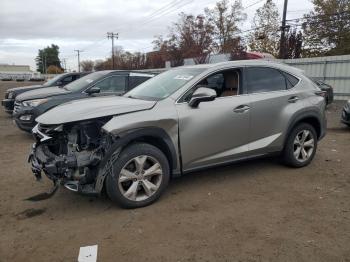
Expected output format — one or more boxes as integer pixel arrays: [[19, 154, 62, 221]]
[[86, 87, 101, 95], [189, 87, 217, 108], [56, 81, 63, 86]]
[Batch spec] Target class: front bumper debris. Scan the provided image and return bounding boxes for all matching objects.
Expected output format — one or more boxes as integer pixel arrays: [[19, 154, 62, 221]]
[[28, 143, 99, 197], [25, 180, 60, 201]]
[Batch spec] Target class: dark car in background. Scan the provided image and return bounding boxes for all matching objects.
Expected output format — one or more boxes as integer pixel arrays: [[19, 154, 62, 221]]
[[312, 79, 334, 105], [341, 100, 350, 127], [13, 71, 155, 132], [2, 72, 88, 113]]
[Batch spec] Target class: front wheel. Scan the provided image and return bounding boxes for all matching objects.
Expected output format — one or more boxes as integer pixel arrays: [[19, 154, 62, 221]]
[[106, 143, 170, 208], [282, 123, 317, 167]]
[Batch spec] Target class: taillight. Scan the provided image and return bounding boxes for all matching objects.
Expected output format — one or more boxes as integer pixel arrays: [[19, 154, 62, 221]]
[[315, 90, 326, 97]]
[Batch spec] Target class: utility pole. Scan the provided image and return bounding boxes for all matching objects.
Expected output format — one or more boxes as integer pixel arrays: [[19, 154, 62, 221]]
[[279, 0, 288, 59], [74, 50, 83, 72], [41, 53, 47, 74], [107, 32, 119, 69], [62, 58, 67, 72]]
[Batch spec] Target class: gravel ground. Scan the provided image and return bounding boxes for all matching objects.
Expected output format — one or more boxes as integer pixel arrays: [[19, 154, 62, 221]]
[[0, 81, 349, 262]]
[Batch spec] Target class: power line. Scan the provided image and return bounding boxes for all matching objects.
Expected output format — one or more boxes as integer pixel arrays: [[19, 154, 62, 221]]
[[286, 10, 350, 22], [243, 0, 264, 10]]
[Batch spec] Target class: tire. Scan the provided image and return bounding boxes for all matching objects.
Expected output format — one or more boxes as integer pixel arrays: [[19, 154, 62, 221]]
[[106, 143, 170, 208], [282, 123, 317, 168]]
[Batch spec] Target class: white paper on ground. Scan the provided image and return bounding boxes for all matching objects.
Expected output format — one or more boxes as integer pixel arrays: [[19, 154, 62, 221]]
[[78, 245, 98, 262]]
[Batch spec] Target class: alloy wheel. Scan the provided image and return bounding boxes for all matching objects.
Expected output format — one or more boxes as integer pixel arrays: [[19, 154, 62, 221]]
[[118, 155, 163, 201], [293, 130, 315, 162]]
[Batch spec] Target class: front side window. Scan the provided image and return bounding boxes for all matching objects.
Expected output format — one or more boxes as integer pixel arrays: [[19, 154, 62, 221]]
[[94, 75, 127, 93], [125, 68, 205, 101], [181, 69, 241, 102], [43, 74, 63, 87], [64, 72, 107, 92], [62, 75, 73, 84], [246, 67, 287, 93]]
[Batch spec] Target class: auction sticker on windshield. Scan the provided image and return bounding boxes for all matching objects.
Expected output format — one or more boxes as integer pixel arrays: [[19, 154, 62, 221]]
[[174, 75, 194, 81]]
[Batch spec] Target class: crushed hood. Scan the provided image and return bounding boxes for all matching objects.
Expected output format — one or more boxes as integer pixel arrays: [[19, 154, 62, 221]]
[[36, 96, 156, 125], [16, 86, 69, 101]]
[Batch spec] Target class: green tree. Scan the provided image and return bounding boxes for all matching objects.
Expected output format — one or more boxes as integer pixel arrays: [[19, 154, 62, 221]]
[[303, 0, 350, 56], [35, 44, 62, 73], [205, 0, 246, 53], [248, 0, 280, 57]]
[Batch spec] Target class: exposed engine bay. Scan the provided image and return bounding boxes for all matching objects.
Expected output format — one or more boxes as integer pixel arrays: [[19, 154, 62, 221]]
[[29, 117, 115, 198]]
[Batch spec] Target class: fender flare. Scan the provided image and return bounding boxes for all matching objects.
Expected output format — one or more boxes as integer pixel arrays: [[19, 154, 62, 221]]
[[284, 108, 323, 147], [94, 127, 178, 193]]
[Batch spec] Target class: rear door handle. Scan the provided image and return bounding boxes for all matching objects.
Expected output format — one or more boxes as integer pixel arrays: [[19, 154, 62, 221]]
[[233, 105, 250, 113], [288, 96, 299, 103]]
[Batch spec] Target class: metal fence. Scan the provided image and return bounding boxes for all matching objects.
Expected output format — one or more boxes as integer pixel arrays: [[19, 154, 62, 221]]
[[168, 54, 350, 100], [281, 55, 350, 100]]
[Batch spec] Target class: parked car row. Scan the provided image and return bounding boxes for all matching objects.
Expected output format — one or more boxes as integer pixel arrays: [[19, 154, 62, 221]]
[[2, 72, 89, 113], [12, 71, 155, 132]]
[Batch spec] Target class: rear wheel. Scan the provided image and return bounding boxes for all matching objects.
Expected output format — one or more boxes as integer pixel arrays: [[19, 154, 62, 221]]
[[106, 143, 170, 208], [282, 123, 317, 167]]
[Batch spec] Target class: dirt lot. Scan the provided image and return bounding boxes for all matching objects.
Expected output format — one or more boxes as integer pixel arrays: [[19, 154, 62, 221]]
[[0, 81, 349, 262]]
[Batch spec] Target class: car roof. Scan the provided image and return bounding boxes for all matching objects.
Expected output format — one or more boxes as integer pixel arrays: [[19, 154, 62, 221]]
[[96, 70, 155, 77], [177, 59, 304, 76]]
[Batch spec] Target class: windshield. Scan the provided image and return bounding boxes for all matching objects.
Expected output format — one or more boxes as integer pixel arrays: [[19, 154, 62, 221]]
[[64, 72, 106, 92], [43, 74, 64, 87], [125, 68, 205, 100]]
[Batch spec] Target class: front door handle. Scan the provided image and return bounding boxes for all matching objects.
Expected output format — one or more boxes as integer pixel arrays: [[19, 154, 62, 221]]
[[233, 105, 250, 113], [288, 96, 299, 103]]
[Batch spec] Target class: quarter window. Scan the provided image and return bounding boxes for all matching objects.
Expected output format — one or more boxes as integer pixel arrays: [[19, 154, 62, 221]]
[[282, 71, 299, 89], [246, 67, 287, 93]]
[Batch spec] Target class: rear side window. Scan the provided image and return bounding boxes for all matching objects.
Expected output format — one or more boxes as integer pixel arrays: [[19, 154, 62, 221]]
[[128, 76, 152, 89], [246, 67, 287, 93]]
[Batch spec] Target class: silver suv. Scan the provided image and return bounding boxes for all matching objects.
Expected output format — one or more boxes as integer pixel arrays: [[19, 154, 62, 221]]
[[29, 60, 326, 208]]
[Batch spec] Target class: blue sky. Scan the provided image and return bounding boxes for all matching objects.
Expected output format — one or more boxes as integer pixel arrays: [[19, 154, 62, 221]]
[[0, 0, 313, 71]]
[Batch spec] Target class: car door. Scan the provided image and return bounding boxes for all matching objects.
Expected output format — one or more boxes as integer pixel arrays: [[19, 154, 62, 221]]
[[176, 69, 251, 171], [246, 66, 302, 154], [89, 74, 127, 96]]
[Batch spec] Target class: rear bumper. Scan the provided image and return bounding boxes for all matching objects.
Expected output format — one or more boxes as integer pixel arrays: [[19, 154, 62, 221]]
[[341, 103, 350, 125], [326, 89, 334, 104], [1, 98, 14, 113]]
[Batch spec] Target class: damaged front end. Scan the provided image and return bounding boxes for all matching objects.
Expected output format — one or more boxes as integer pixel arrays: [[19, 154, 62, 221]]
[[29, 118, 115, 199]]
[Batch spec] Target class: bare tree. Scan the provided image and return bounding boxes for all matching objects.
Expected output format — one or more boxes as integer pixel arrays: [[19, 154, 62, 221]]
[[80, 60, 94, 72], [248, 0, 280, 57]]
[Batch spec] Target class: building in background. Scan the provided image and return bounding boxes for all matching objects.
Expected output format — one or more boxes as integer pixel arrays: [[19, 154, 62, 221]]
[[0, 64, 33, 80]]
